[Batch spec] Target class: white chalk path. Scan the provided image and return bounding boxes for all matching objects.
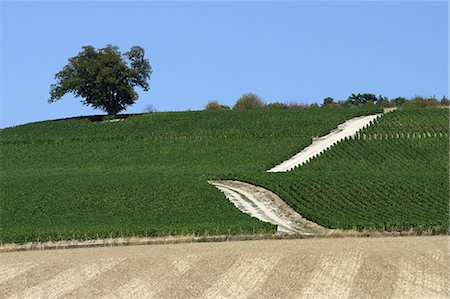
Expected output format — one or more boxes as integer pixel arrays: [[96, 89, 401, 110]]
[[267, 113, 382, 172], [209, 180, 326, 234], [210, 111, 393, 234]]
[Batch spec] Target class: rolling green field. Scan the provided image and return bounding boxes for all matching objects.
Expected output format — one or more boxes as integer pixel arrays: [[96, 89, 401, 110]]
[[239, 109, 449, 231], [1, 108, 378, 243]]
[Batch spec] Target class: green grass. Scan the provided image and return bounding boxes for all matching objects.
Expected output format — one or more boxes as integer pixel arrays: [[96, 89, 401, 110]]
[[239, 109, 449, 231], [1, 108, 377, 243]]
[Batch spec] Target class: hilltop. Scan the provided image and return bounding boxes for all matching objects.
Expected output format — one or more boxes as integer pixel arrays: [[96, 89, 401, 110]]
[[0, 107, 448, 244]]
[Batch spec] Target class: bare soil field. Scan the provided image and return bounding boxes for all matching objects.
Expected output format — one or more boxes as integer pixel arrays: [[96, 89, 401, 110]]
[[1, 236, 448, 299]]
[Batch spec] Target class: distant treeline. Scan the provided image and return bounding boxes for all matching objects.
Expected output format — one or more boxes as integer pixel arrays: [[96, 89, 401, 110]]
[[205, 93, 449, 110]]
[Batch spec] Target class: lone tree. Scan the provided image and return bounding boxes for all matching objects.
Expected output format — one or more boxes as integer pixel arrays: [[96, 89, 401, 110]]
[[49, 45, 152, 115]]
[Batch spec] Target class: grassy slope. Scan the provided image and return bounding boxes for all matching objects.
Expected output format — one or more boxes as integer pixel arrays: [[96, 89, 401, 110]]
[[240, 109, 449, 231], [0, 108, 376, 243]]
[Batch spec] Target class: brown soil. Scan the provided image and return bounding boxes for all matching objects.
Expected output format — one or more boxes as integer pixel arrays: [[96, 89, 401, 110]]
[[1, 236, 448, 298]]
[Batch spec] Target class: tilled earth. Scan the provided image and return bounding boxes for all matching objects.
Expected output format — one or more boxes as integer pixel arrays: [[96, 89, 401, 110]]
[[1, 236, 448, 298]]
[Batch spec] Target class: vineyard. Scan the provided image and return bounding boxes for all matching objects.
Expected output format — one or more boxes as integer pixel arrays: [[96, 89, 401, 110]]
[[0, 108, 378, 243], [239, 108, 449, 231], [362, 108, 448, 135]]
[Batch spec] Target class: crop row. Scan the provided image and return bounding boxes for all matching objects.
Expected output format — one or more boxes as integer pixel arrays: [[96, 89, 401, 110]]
[[299, 137, 448, 171], [0, 171, 276, 244], [352, 132, 448, 140], [1, 108, 381, 143], [242, 170, 447, 231], [1, 108, 380, 243], [2, 107, 444, 243], [241, 109, 449, 231], [363, 109, 448, 135]]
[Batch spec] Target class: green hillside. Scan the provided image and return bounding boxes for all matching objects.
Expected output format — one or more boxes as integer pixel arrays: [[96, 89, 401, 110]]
[[0, 108, 377, 243], [240, 109, 449, 231]]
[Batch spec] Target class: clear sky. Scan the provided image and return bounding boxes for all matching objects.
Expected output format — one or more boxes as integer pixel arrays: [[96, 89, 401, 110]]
[[1, 1, 448, 128]]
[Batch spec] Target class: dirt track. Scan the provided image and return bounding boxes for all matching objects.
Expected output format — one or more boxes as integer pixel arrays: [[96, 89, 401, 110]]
[[268, 113, 382, 172], [1, 236, 448, 298], [210, 180, 326, 234]]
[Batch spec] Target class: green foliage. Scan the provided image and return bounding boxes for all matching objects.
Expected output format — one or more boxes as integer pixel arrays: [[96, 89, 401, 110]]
[[321, 94, 448, 109], [49, 45, 152, 115], [204, 100, 230, 110], [233, 93, 265, 110], [239, 109, 449, 231], [322, 97, 334, 107], [265, 102, 288, 109], [0, 108, 378, 243], [286, 102, 317, 110], [363, 109, 448, 135], [102, 115, 116, 122], [392, 97, 407, 107], [264, 101, 319, 110], [346, 93, 379, 106], [400, 96, 442, 109], [3, 107, 443, 241]]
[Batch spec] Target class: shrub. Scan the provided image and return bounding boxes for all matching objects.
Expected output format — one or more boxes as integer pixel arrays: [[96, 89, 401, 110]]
[[401, 96, 442, 109], [205, 100, 230, 110], [346, 93, 379, 106], [392, 97, 407, 107], [286, 102, 312, 110], [322, 97, 335, 107], [265, 102, 288, 109], [233, 93, 265, 110], [327, 102, 344, 109], [380, 100, 395, 108]]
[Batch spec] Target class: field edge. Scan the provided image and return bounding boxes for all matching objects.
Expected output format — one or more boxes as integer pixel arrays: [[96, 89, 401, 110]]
[[1, 228, 447, 253]]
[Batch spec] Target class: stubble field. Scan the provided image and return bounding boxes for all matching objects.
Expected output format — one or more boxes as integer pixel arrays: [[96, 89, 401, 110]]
[[1, 236, 448, 299]]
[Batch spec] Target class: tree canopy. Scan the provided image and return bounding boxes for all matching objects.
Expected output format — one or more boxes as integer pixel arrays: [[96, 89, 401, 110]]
[[346, 93, 379, 106], [322, 97, 335, 107], [233, 93, 265, 110], [49, 45, 152, 115]]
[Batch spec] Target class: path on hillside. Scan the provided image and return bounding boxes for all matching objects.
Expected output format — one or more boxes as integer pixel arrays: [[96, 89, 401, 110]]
[[268, 113, 382, 172], [209, 180, 326, 235], [1, 236, 448, 299], [211, 113, 386, 233]]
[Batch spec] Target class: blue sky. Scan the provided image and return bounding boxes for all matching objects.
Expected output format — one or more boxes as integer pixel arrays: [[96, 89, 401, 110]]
[[1, 1, 448, 128]]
